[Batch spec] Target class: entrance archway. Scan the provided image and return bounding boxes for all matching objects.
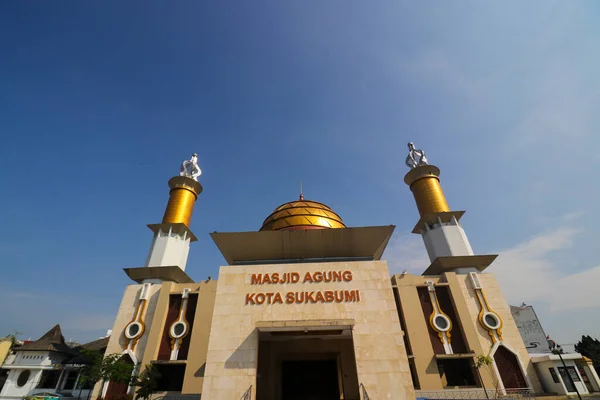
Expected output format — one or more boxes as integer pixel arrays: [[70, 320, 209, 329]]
[[256, 327, 359, 400], [493, 345, 527, 390]]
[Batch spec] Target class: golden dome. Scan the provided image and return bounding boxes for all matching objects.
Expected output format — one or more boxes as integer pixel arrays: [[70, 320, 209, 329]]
[[260, 196, 346, 231]]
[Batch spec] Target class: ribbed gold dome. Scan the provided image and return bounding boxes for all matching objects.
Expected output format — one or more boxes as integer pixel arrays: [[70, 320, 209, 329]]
[[260, 197, 346, 231]]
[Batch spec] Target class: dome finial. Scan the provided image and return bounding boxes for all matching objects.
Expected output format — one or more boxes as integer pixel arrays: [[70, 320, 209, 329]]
[[180, 153, 202, 181], [405, 142, 428, 169], [299, 181, 304, 201]]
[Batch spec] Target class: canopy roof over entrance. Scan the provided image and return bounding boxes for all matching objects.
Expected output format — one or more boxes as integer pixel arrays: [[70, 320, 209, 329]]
[[210, 225, 395, 265]]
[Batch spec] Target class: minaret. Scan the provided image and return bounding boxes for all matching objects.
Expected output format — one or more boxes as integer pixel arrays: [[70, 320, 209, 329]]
[[124, 153, 203, 284], [403, 142, 496, 274]]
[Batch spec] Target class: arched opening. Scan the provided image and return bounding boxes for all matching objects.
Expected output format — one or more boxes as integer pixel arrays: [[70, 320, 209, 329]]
[[105, 355, 134, 400], [493, 345, 527, 390]]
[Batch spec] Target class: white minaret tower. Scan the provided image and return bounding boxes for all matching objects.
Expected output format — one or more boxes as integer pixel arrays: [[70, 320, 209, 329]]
[[403, 142, 496, 275], [124, 153, 203, 284]]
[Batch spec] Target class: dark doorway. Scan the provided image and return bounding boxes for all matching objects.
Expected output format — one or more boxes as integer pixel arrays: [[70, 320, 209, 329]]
[[281, 359, 340, 400]]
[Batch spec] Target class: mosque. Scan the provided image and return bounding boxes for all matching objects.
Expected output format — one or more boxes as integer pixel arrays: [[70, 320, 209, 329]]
[[97, 145, 545, 400]]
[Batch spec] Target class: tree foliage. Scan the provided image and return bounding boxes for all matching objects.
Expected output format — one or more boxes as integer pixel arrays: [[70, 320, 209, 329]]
[[131, 364, 161, 400], [475, 354, 493, 369], [474, 351, 501, 398], [575, 335, 600, 374], [78, 350, 135, 388]]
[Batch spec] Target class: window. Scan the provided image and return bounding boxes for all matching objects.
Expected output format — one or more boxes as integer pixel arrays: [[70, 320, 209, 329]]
[[63, 370, 79, 390], [154, 364, 186, 392], [437, 359, 478, 388], [558, 367, 580, 382], [37, 370, 61, 389], [549, 368, 560, 383], [17, 370, 30, 387]]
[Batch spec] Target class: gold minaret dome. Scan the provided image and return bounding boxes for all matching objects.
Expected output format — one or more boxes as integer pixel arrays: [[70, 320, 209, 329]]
[[260, 194, 346, 231]]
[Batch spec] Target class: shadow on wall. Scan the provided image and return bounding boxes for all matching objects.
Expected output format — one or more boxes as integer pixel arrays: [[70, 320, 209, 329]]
[[194, 363, 205, 378], [225, 330, 258, 370]]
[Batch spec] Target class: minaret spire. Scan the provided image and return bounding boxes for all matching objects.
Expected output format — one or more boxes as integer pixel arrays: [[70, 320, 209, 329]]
[[403, 142, 496, 275], [124, 153, 204, 284], [299, 181, 304, 201]]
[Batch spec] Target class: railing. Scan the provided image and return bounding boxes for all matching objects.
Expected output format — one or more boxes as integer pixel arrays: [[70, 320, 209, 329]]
[[503, 388, 535, 399], [416, 388, 535, 400], [240, 385, 252, 400], [152, 395, 200, 400], [360, 383, 370, 400]]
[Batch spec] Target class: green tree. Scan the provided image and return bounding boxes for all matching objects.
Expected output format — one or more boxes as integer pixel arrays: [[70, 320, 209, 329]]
[[78, 351, 135, 400], [474, 353, 501, 399], [574, 335, 600, 374], [131, 365, 160, 400]]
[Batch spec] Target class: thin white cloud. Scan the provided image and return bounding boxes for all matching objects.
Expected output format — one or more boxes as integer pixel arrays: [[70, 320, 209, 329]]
[[490, 228, 600, 313], [385, 225, 600, 316], [384, 232, 430, 274]]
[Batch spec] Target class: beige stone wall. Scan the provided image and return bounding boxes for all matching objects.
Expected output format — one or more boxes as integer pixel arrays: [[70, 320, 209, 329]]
[[99, 280, 218, 397], [101, 284, 162, 362], [392, 274, 443, 390], [201, 261, 415, 400], [94, 283, 163, 398], [138, 280, 217, 394], [0, 340, 11, 366], [454, 273, 542, 393], [182, 280, 218, 394], [141, 282, 175, 365]]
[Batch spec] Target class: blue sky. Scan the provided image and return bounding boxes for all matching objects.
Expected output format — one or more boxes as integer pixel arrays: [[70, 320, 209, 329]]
[[1, 1, 599, 346]]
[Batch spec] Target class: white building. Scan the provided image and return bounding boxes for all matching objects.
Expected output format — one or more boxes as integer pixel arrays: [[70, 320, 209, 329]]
[[511, 304, 600, 395], [0, 325, 108, 400]]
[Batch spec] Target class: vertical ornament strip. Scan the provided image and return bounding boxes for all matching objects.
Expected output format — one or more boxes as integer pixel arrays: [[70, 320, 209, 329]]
[[469, 272, 503, 342], [124, 284, 152, 350], [169, 288, 191, 360], [425, 281, 453, 354]]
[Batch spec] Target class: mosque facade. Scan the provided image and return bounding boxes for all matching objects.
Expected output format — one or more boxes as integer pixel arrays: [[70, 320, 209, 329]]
[[97, 146, 548, 400]]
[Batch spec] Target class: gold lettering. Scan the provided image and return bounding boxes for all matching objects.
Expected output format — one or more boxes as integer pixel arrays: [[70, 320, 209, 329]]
[[332, 271, 342, 282], [291, 272, 300, 283], [272, 273, 279, 284], [251, 274, 262, 285], [342, 271, 352, 282], [314, 272, 323, 282], [315, 291, 325, 302], [303, 272, 313, 283], [344, 290, 357, 302], [325, 291, 334, 302], [245, 293, 256, 305], [286, 292, 295, 303], [305, 291, 315, 303], [274, 293, 283, 304], [255, 293, 266, 304]]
